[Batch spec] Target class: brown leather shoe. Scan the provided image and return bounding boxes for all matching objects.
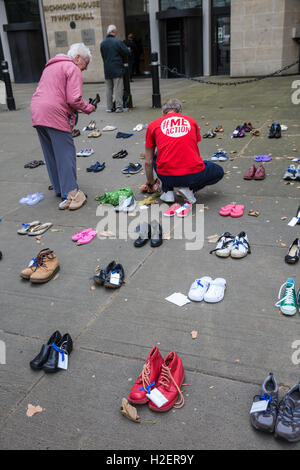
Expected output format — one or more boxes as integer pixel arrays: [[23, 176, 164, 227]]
[[20, 249, 51, 280], [243, 165, 256, 180], [30, 249, 60, 283], [254, 165, 265, 180]]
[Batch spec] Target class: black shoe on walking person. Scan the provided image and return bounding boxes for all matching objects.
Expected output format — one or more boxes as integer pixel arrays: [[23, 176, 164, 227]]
[[42, 333, 73, 373], [275, 382, 300, 442], [30, 331, 62, 370], [250, 372, 278, 433]]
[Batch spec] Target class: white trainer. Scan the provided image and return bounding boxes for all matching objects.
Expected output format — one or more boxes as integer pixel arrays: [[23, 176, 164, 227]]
[[230, 232, 251, 258], [175, 187, 197, 204], [188, 276, 212, 302], [204, 278, 226, 303], [210, 232, 235, 257], [160, 191, 175, 203]]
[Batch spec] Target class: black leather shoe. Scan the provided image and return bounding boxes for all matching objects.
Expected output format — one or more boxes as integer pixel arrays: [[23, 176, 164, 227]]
[[134, 222, 151, 248], [285, 238, 300, 264], [93, 260, 116, 286], [30, 330, 62, 370], [274, 123, 281, 138], [104, 263, 125, 288], [43, 333, 73, 373], [150, 220, 163, 248]]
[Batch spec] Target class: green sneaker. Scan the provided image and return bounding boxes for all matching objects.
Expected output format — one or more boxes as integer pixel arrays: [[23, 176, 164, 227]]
[[275, 278, 297, 315]]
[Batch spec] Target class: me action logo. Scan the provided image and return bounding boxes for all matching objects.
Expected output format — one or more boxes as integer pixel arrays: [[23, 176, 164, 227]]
[[161, 117, 191, 137]]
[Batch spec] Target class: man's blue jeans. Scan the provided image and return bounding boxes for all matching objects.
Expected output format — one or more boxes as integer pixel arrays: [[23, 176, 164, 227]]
[[153, 157, 224, 193]]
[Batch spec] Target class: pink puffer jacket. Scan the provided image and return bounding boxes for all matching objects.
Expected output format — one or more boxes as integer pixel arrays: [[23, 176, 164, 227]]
[[31, 56, 94, 133]]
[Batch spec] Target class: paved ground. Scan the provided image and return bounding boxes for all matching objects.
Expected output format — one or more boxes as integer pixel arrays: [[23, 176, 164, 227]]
[[1, 74, 300, 450]]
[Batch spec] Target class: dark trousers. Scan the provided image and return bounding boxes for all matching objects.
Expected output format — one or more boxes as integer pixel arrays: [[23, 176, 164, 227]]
[[154, 158, 224, 193]]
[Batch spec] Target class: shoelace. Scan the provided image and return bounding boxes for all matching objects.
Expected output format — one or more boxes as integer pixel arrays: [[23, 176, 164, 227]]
[[34, 250, 53, 269], [158, 364, 184, 409], [232, 238, 251, 253], [275, 282, 295, 307], [210, 235, 234, 254], [253, 393, 277, 416], [140, 361, 151, 390]]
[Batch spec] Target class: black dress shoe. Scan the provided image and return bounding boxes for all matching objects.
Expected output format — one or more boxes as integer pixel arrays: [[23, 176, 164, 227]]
[[93, 260, 116, 285], [134, 222, 151, 248], [150, 220, 163, 248], [275, 123, 281, 138], [43, 333, 73, 373], [268, 123, 276, 138], [285, 238, 300, 264], [30, 330, 62, 370], [104, 263, 125, 288]]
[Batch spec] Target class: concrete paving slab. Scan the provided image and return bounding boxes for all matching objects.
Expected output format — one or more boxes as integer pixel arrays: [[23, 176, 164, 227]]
[[1, 75, 300, 450]]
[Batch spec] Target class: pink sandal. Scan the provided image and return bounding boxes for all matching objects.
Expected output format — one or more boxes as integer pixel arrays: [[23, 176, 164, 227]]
[[219, 204, 236, 216], [230, 204, 244, 217], [72, 228, 93, 241], [77, 230, 97, 245]]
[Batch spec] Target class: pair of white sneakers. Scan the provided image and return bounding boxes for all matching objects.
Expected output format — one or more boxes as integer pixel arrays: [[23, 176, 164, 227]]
[[210, 231, 251, 259], [188, 276, 226, 303], [160, 188, 196, 204]]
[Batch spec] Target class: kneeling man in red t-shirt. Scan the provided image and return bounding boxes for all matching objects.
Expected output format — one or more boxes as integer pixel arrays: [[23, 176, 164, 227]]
[[144, 98, 224, 204]]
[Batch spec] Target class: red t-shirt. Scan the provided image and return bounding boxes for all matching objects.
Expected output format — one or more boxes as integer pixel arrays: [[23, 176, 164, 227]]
[[145, 112, 204, 176]]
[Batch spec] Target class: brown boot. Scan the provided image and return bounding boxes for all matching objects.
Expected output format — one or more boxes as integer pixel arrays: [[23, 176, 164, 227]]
[[30, 249, 60, 284], [68, 189, 87, 211], [20, 249, 51, 280]]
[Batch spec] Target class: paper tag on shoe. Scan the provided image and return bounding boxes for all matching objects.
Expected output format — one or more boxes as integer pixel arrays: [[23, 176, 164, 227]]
[[288, 217, 299, 227], [146, 388, 168, 408], [110, 272, 120, 286], [250, 399, 269, 414], [57, 352, 68, 370]]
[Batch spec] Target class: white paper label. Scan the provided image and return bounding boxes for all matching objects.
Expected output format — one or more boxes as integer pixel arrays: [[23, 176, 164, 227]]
[[250, 400, 269, 414], [110, 272, 120, 286], [57, 352, 68, 370], [146, 388, 168, 408], [288, 217, 299, 227]]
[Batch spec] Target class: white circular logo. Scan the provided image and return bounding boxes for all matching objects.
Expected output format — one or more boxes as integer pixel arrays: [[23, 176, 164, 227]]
[[161, 116, 191, 138]]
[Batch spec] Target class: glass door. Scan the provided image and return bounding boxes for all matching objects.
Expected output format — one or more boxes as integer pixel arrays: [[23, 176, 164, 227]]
[[212, 13, 230, 75]]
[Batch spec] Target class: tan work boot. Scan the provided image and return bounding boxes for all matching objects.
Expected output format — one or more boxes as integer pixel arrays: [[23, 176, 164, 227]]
[[68, 189, 87, 211], [20, 249, 51, 280], [30, 249, 60, 284]]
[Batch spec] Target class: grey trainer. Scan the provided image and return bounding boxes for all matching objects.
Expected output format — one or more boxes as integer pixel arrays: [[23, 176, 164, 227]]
[[275, 382, 300, 442], [250, 372, 278, 433]]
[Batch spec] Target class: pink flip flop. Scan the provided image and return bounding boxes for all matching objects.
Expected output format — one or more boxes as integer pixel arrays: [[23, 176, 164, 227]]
[[77, 230, 97, 245], [163, 203, 181, 217], [230, 204, 244, 217], [219, 204, 236, 216], [72, 228, 93, 241]]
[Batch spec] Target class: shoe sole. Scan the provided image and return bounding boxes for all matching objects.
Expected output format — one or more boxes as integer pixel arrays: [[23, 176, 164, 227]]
[[274, 432, 300, 443], [148, 372, 185, 412], [128, 396, 149, 405], [176, 189, 196, 204], [30, 265, 60, 284]]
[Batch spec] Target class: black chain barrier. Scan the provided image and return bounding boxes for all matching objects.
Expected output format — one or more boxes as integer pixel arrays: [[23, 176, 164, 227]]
[[159, 59, 300, 86]]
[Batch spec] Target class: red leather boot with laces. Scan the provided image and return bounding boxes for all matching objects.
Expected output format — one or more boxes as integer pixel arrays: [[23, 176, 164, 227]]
[[148, 351, 185, 412], [128, 346, 163, 405]]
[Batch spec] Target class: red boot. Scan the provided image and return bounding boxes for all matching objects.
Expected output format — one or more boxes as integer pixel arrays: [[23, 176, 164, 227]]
[[148, 351, 185, 412], [128, 346, 163, 405]]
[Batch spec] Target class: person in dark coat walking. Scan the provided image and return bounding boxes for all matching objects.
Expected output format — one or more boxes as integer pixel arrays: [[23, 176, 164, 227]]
[[124, 33, 137, 81], [100, 25, 130, 113]]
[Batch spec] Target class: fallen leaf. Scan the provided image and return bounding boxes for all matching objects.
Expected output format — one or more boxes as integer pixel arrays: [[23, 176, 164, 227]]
[[281, 243, 287, 247], [26, 404, 44, 417], [209, 386, 215, 389], [120, 398, 141, 423], [281, 216, 287, 220], [206, 234, 219, 243], [191, 330, 198, 339], [90, 285, 96, 291], [99, 230, 115, 238], [53, 273, 60, 281], [35, 235, 42, 240], [234, 359, 240, 363], [50, 229, 62, 232]]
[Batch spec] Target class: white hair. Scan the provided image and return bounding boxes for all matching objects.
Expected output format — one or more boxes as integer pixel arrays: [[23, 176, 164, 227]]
[[107, 24, 117, 35], [162, 98, 182, 114], [67, 43, 92, 61]]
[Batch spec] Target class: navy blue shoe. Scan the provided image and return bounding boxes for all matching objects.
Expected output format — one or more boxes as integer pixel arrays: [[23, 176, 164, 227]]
[[87, 162, 105, 172]]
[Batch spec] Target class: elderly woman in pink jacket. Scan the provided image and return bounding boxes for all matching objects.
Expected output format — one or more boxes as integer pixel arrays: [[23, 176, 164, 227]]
[[31, 43, 95, 210]]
